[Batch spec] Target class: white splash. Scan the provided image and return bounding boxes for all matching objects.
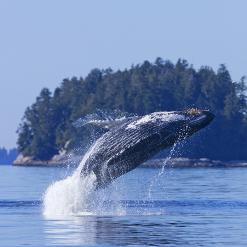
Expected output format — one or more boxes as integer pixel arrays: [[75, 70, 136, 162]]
[[126, 112, 185, 130], [42, 141, 126, 218], [43, 172, 96, 217], [43, 142, 99, 217]]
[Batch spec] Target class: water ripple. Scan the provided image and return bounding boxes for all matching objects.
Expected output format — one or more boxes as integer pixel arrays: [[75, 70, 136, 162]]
[[0, 200, 41, 208], [1, 199, 247, 209]]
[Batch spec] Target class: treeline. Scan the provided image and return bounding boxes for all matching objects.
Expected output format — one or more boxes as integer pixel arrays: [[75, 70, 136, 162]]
[[17, 58, 247, 161], [0, 148, 18, 164]]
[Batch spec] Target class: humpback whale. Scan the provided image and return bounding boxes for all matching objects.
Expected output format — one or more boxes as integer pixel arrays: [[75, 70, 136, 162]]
[[80, 109, 214, 189]]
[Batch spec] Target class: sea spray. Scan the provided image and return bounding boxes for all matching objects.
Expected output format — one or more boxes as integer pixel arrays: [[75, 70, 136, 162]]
[[43, 137, 183, 217], [43, 142, 98, 217], [43, 141, 125, 217], [43, 172, 96, 216], [147, 132, 187, 199]]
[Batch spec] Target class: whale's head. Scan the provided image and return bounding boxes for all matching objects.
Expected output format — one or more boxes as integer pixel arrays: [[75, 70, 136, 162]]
[[150, 108, 215, 151], [148, 108, 214, 143], [126, 108, 214, 141], [156, 108, 215, 140], [182, 108, 215, 134]]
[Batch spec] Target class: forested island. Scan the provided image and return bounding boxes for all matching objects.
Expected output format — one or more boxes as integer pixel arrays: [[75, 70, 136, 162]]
[[16, 58, 247, 163]]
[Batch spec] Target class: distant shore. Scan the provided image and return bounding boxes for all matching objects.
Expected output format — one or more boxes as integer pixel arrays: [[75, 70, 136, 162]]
[[142, 158, 247, 168], [13, 155, 247, 168]]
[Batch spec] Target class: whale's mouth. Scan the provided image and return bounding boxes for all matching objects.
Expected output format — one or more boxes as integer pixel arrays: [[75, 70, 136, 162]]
[[186, 109, 215, 130]]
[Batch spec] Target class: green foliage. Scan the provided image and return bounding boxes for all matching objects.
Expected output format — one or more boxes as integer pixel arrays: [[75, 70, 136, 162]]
[[17, 88, 58, 160], [17, 58, 247, 161]]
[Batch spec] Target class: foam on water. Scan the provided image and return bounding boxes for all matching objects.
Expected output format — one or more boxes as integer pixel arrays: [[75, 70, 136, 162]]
[[43, 143, 98, 217], [43, 171, 97, 216], [42, 141, 126, 218]]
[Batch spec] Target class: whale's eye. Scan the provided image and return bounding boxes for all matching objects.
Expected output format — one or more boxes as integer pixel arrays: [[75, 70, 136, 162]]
[[186, 108, 201, 116]]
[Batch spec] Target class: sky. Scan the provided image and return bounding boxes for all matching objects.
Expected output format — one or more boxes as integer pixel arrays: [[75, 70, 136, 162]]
[[0, 0, 246, 148]]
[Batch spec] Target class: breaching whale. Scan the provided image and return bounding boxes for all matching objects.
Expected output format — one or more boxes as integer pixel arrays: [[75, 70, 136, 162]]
[[80, 109, 214, 189]]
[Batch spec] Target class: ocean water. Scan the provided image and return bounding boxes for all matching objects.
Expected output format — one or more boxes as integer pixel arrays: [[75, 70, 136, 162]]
[[1, 164, 247, 246]]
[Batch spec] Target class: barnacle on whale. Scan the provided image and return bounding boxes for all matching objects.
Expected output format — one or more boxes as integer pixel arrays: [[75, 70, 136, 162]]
[[186, 108, 201, 116]]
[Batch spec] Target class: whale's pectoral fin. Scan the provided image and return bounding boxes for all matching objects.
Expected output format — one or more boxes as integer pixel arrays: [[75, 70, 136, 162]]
[[73, 109, 138, 130], [91, 171, 108, 190], [92, 164, 114, 190]]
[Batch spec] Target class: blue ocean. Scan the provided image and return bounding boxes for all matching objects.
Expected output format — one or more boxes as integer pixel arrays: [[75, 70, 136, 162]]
[[1, 164, 247, 246]]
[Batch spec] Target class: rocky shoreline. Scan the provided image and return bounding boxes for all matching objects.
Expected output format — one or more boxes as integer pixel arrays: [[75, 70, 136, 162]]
[[13, 154, 247, 168], [13, 153, 74, 167], [142, 158, 247, 168]]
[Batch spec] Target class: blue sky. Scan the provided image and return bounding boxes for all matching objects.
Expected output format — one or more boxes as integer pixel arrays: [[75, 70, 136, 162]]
[[0, 0, 246, 148]]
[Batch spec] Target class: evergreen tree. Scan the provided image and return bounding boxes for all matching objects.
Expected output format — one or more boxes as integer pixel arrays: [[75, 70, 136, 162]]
[[17, 58, 247, 161]]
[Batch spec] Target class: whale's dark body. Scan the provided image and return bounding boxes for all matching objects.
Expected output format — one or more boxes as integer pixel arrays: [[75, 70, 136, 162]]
[[81, 109, 214, 188]]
